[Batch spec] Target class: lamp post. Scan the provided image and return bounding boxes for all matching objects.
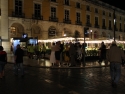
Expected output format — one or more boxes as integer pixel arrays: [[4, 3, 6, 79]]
[[90, 30, 92, 39], [113, 9, 116, 41], [83, 27, 89, 67]]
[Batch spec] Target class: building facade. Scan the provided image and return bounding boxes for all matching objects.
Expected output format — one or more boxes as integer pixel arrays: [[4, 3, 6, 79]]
[[0, 0, 125, 52]]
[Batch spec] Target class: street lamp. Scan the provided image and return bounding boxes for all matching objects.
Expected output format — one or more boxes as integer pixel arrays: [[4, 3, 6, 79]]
[[113, 9, 116, 41], [90, 30, 92, 39]]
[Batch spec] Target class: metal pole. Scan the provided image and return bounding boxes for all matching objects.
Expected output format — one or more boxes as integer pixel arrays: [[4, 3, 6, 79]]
[[113, 9, 115, 41], [83, 27, 86, 67]]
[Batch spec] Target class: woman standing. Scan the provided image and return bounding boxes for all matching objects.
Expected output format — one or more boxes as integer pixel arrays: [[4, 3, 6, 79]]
[[0, 46, 7, 79], [50, 43, 56, 66]]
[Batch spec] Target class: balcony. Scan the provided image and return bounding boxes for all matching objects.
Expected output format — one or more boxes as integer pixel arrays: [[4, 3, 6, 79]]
[[75, 21, 82, 25], [63, 19, 71, 24], [102, 26, 106, 29], [108, 27, 112, 30], [86, 22, 91, 27], [51, 0, 57, 3], [32, 14, 43, 20], [94, 24, 100, 28], [119, 29, 122, 32], [49, 17, 58, 22], [12, 11, 25, 18]]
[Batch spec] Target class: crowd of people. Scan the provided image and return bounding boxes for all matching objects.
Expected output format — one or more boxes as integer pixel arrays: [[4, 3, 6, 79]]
[[0, 40, 125, 88], [50, 41, 86, 67]]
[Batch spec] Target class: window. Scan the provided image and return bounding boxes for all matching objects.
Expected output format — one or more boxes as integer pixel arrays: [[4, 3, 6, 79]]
[[109, 20, 111, 28], [120, 23, 121, 30], [95, 17, 98, 25], [86, 5, 90, 11], [65, 10, 69, 20], [109, 13, 111, 17], [51, 0, 56, 2], [95, 8, 98, 13], [76, 12, 80, 22], [76, 2, 80, 8], [64, 0, 69, 5], [103, 10, 105, 15], [15, 0, 23, 14], [51, 7, 56, 18], [86, 15, 90, 23], [120, 16, 121, 20], [34, 4, 41, 16], [124, 24, 125, 32], [102, 19, 105, 26]]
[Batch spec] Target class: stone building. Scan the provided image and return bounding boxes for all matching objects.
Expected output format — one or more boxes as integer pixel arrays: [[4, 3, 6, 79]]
[[0, 0, 125, 52]]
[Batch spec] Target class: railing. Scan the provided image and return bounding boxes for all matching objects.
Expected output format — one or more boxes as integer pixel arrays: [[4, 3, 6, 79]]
[[94, 24, 100, 28], [86, 22, 92, 27], [63, 19, 71, 24], [12, 11, 25, 18], [49, 17, 58, 22], [75, 21, 82, 25], [32, 14, 43, 20], [102, 26, 106, 29]]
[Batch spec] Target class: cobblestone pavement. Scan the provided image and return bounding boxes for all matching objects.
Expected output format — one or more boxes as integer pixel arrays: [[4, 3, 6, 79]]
[[0, 64, 125, 94]]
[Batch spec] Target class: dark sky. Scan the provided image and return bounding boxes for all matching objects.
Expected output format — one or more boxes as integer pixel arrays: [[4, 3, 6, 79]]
[[100, 0, 125, 10]]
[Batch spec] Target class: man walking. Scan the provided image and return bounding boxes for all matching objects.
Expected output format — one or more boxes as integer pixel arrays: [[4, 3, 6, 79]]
[[106, 41, 125, 88], [14, 44, 24, 77]]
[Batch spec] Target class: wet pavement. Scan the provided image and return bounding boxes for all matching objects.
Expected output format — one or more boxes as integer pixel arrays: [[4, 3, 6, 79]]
[[0, 54, 124, 94], [1, 64, 125, 94]]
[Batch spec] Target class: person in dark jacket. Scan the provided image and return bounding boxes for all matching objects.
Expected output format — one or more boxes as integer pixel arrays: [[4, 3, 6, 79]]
[[14, 44, 24, 77], [98, 42, 106, 65], [106, 41, 125, 88], [0, 46, 7, 79]]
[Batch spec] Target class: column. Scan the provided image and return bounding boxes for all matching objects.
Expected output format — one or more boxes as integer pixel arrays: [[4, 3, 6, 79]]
[[1, 0, 10, 53]]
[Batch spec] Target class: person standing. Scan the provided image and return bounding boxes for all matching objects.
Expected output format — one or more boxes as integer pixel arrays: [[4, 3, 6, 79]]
[[55, 41, 61, 66], [106, 41, 125, 88], [0, 46, 7, 79], [35, 43, 41, 60], [69, 42, 76, 67], [50, 43, 56, 66], [42, 44, 46, 58], [98, 42, 106, 65], [14, 44, 24, 77]]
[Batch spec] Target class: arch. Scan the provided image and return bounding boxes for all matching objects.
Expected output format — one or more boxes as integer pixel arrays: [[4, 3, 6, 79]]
[[48, 26, 57, 38], [10, 23, 24, 38], [63, 28, 72, 37]]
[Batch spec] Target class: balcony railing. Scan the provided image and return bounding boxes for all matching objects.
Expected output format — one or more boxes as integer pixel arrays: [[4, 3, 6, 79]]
[[12, 11, 25, 18], [86, 22, 91, 27], [32, 14, 43, 20], [94, 24, 100, 28], [102, 26, 106, 29], [63, 19, 71, 24], [108, 27, 112, 30], [119, 29, 122, 32], [75, 21, 82, 25], [49, 17, 58, 22]]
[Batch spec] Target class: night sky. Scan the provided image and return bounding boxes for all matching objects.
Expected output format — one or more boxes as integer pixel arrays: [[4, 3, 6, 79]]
[[100, 0, 125, 11]]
